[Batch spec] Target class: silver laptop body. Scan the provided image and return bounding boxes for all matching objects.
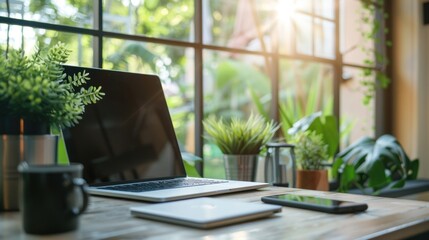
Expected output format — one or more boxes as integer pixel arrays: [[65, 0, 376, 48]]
[[63, 66, 268, 202], [130, 197, 282, 228]]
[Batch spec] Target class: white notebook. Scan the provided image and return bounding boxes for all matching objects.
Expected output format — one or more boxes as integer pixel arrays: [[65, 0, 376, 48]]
[[130, 197, 282, 229]]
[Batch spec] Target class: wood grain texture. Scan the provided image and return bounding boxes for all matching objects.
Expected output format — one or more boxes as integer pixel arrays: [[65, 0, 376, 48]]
[[1, 187, 429, 239]]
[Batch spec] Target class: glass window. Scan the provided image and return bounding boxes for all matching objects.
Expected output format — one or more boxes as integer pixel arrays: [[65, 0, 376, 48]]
[[295, 0, 312, 13], [203, 0, 278, 52], [295, 13, 313, 55], [277, 0, 295, 55], [103, 0, 194, 41], [0, 0, 94, 29], [0, 0, 388, 178], [279, 60, 334, 137], [0, 24, 93, 67], [314, 0, 335, 19], [314, 19, 335, 59]]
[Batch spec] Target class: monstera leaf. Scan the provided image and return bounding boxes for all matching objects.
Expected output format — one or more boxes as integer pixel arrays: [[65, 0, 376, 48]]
[[333, 134, 419, 194]]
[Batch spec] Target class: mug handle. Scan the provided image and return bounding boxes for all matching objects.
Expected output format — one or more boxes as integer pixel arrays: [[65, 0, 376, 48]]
[[71, 178, 89, 216]]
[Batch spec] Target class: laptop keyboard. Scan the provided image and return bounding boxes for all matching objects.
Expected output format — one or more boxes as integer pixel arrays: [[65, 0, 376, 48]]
[[98, 178, 228, 193]]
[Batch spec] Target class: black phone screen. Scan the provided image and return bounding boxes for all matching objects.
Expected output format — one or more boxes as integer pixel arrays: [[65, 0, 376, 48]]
[[261, 194, 368, 213], [274, 194, 350, 207]]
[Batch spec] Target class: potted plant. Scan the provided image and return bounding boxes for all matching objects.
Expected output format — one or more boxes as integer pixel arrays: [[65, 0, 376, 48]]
[[203, 114, 280, 181], [291, 130, 329, 191], [332, 134, 419, 195], [0, 42, 104, 210], [0, 42, 104, 133]]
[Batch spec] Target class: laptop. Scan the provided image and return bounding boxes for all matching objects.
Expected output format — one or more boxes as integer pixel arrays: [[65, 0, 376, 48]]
[[63, 65, 268, 202], [130, 197, 282, 228]]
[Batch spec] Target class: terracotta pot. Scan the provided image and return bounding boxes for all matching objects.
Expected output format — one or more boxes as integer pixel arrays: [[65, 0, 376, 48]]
[[296, 169, 329, 191]]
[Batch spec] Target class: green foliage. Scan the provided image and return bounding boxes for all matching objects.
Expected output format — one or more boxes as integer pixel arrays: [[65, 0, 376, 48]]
[[203, 114, 280, 155], [0, 42, 104, 128], [205, 59, 271, 118], [288, 112, 339, 160], [252, 61, 334, 140], [358, 0, 391, 105], [332, 134, 419, 194], [181, 152, 202, 178], [106, 42, 157, 71], [290, 131, 329, 170]]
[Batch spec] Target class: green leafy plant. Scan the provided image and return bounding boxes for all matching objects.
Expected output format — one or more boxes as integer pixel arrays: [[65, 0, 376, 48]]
[[0, 42, 104, 129], [291, 131, 329, 170], [332, 134, 419, 194], [358, 0, 391, 105], [203, 114, 280, 155], [288, 112, 339, 161]]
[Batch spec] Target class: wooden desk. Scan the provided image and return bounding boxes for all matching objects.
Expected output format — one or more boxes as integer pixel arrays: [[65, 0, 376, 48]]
[[1, 187, 429, 239]]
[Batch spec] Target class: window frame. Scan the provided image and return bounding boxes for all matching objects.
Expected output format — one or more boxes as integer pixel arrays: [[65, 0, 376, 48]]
[[0, 0, 387, 176]]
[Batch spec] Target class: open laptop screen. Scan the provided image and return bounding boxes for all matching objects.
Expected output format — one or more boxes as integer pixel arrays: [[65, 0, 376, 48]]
[[63, 65, 187, 184]]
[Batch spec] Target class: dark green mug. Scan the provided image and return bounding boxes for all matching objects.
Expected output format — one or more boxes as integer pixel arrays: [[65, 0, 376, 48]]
[[18, 163, 89, 234]]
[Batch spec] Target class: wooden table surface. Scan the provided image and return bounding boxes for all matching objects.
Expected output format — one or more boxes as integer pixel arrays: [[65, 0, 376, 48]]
[[1, 187, 429, 240]]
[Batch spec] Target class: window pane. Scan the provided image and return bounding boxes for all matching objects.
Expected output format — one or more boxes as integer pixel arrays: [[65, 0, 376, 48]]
[[103, 0, 194, 41], [340, 0, 375, 66], [203, 0, 277, 52], [295, 0, 312, 13], [0, 24, 93, 67], [314, 0, 335, 19], [203, 50, 272, 179], [340, 66, 375, 147], [295, 13, 313, 55], [314, 19, 335, 59], [277, 0, 296, 55], [103, 38, 195, 152], [0, 0, 94, 28], [278, 60, 334, 138]]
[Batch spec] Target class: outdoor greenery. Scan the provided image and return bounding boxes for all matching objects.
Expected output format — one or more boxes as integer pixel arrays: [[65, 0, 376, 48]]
[[332, 134, 419, 194], [0, 42, 104, 129], [205, 58, 270, 119], [203, 114, 280, 155], [278, 61, 334, 137], [252, 62, 338, 144], [359, 0, 391, 105], [291, 131, 329, 171]]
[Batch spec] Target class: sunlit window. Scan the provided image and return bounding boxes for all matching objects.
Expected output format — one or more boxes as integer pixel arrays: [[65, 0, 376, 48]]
[[0, 0, 383, 178]]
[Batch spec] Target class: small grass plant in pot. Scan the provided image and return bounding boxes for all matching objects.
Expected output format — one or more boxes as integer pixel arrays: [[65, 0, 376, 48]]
[[291, 130, 329, 191], [203, 114, 280, 181], [0, 42, 104, 210]]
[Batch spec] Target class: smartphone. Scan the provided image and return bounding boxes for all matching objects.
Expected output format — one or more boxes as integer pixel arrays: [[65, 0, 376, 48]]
[[261, 194, 368, 214]]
